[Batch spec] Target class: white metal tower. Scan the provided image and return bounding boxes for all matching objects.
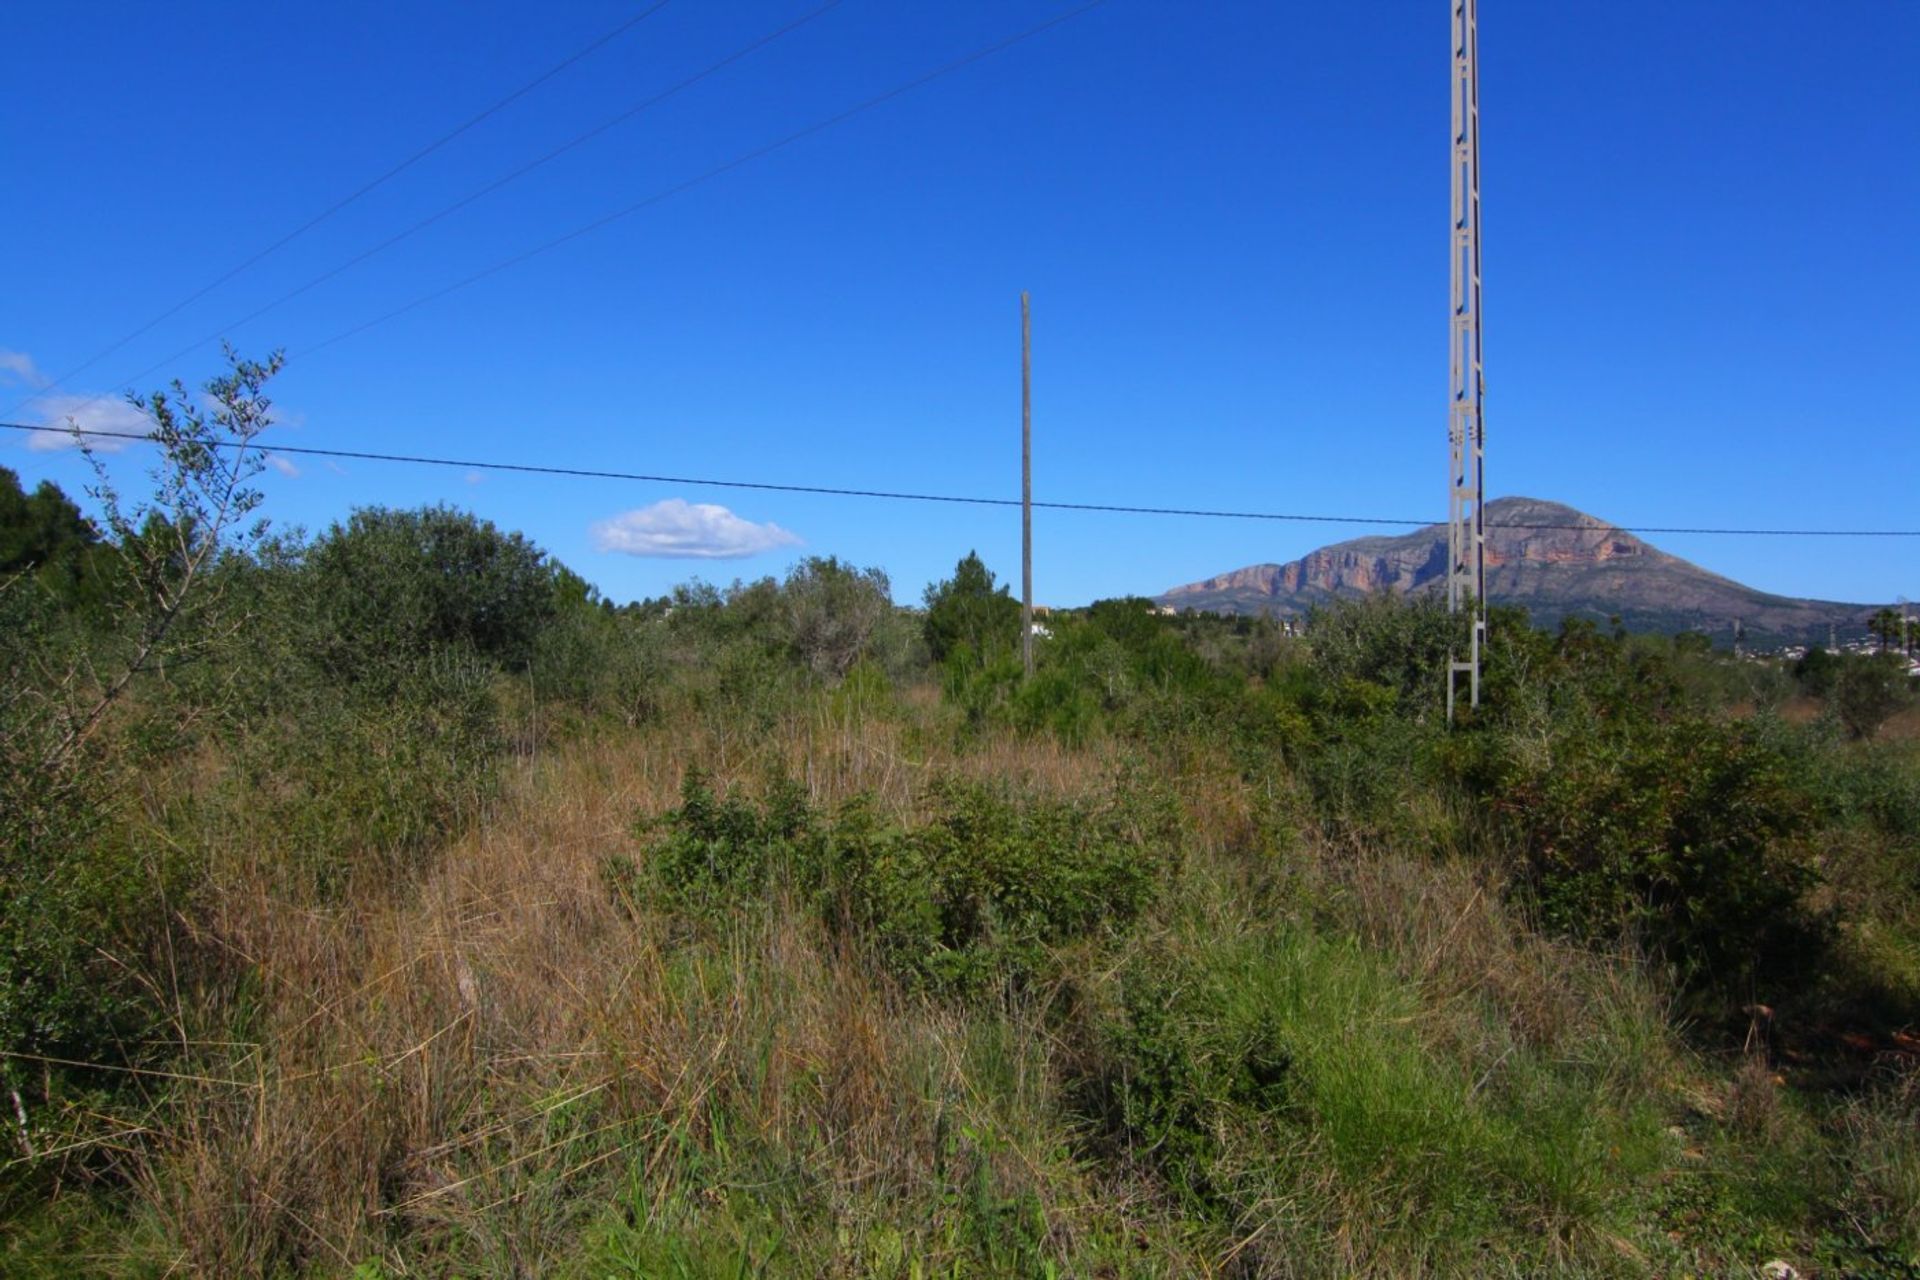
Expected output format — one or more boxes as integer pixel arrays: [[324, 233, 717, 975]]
[[1447, 0, 1487, 720]]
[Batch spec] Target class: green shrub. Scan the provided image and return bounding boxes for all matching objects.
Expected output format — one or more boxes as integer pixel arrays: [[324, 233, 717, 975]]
[[835, 776, 1180, 992], [1496, 718, 1823, 991], [1834, 654, 1913, 741], [1306, 593, 1458, 717], [1007, 663, 1105, 746], [0, 751, 151, 1086], [938, 648, 1023, 731], [634, 769, 824, 912], [922, 553, 1020, 667], [305, 504, 561, 688], [1072, 953, 1293, 1207], [626, 770, 1182, 994], [782, 556, 894, 681], [0, 592, 173, 1090], [219, 651, 504, 889], [531, 595, 669, 726]]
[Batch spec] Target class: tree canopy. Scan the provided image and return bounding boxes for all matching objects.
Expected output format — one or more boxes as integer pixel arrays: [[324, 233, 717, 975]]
[[922, 551, 1020, 666], [305, 504, 561, 683]]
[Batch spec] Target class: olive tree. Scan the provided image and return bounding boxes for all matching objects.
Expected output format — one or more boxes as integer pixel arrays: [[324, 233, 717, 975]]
[[783, 556, 893, 680]]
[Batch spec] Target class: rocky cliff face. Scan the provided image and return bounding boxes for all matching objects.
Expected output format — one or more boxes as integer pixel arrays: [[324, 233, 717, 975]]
[[1159, 497, 1876, 643]]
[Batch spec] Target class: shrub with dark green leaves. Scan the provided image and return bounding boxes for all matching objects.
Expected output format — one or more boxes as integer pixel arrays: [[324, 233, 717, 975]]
[[625, 770, 1182, 994], [219, 651, 504, 890], [922, 552, 1021, 668], [0, 597, 172, 1104], [1306, 593, 1458, 717], [1498, 718, 1822, 989], [836, 777, 1181, 992], [0, 749, 141, 1084], [634, 769, 823, 911], [0, 466, 112, 615], [1071, 956, 1293, 1206], [305, 504, 561, 687], [1833, 654, 1912, 741], [530, 585, 670, 726]]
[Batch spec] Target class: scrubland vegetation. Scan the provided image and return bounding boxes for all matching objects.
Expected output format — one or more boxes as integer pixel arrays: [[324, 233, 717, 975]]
[[3, 359, 1918, 1276]]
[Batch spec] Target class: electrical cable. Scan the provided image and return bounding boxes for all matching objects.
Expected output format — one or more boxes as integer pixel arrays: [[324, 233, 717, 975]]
[[296, 0, 1116, 361], [6, 2, 677, 416], [54, 0, 845, 424], [6, 421, 1916, 538]]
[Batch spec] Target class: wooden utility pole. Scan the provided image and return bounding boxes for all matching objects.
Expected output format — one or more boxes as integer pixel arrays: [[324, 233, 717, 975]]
[[1021, 292, 1034, 679]]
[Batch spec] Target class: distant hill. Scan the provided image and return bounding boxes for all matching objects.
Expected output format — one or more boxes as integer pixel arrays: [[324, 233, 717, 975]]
[[1157, 497, 1880, 645]]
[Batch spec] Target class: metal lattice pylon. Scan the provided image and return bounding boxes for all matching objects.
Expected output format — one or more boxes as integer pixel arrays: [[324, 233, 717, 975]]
[[1447, 0, 1486, 720]]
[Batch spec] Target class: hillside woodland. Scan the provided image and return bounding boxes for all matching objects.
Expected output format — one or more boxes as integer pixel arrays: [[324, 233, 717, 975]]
[[3, 357, 1918, 1278]]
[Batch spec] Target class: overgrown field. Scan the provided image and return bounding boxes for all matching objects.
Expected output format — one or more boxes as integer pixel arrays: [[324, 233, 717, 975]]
[[3, 367, 1918, 1276]]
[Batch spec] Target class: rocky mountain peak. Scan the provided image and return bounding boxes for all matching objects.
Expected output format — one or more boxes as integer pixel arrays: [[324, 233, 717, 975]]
[[1157, 496, 1872, 644]]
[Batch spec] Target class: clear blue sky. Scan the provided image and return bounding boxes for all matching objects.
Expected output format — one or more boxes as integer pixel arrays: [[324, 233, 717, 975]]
[[3, 1, 1915, 607]]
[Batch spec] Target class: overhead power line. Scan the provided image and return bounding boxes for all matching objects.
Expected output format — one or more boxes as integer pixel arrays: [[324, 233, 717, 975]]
[[8, 1, 676, 417], [297, 0, 1117, 362], [24, 0, 1102, 435], [62, 0, 844, 425], [7, 421, 1918, 539]]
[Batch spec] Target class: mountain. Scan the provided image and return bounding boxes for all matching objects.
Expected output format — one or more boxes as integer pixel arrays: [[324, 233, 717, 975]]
[[1157, 497, 1879, 645]]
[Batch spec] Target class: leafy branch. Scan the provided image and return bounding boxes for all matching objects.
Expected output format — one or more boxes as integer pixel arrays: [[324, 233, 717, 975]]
[[44, 345, 284, 768]]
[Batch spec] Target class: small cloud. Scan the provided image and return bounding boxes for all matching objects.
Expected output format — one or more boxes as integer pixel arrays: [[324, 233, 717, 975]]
[[464, 470, 484, 485], [591, 498, 802, 560], [323, 459, 348, 476], [24, 394, 150, 453], [266, 454, 300, 478], [0, 349, 49, 389]]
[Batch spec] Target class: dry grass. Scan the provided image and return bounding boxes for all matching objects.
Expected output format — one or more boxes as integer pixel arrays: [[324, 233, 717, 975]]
[[1880, 700, 1920, 742], [25, 682, 1847, 1276], [90, 699, 1155, 1275]]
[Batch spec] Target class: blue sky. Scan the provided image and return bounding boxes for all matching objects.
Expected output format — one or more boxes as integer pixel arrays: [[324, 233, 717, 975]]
[[3, 1, 1915, 607]]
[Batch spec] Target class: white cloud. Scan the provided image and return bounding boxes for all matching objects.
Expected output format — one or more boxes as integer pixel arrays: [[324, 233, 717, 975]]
[[0, 349, 49, 389], [24, 394, 151, 453], [266, 454, 300, 477], [591, 499, 801, 560], [464, 470, 484, 485]]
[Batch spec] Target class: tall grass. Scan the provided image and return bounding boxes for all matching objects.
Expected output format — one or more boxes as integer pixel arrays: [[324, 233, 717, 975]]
[[5, 556, 1918, 1276]]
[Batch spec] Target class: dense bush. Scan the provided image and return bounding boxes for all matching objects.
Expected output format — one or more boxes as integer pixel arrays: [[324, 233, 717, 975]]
[[0, 721, 145, 1083], [922, 552, 1020, 668], [624, 768, 1183, 994], [1072, 952, 1293, 1205], [1490, 718, 1822, 988], [629, 768, 822, 909], [782, 555, 895, 680], [530, 596, 669, 726], [1304, 591, 1458, 715], [0, 467, 111, 614], [836, 775, 1181, 992], [1833, 653, 1914, 740], [304, 504, 561, 686], [226, 652, 504, 888]]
